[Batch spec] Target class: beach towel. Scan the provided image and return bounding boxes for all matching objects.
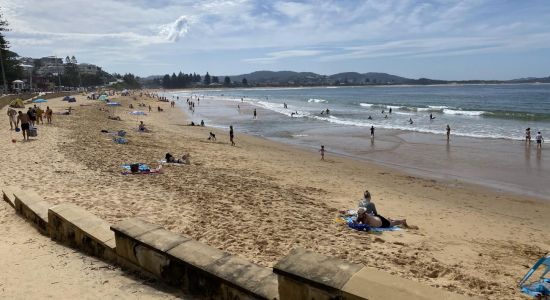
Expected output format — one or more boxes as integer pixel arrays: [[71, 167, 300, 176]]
[[336, 214, 402, 233], [520, 254, 550, 298], [158, 159, 188, 165], [121, 163, 162, 175]]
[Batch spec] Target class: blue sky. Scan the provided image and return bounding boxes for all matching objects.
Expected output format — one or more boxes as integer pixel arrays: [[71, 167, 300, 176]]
[[2, 0, 550, 80]]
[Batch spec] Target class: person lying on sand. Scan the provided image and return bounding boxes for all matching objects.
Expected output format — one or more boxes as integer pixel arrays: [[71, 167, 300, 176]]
[[165, 153, 190, 164], [356, 190, 418, 229], [108, 116, 122, 121]]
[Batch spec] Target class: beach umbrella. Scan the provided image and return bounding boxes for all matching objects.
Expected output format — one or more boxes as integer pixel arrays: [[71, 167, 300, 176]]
[[32, 99, 47, 103]]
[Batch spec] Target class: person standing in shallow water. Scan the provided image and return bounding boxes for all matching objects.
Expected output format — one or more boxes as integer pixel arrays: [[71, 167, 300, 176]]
[[370, 126, 375, 138], [525, 128, 531, 144], [229, 125, 235, 146], [536, 131, 544, 149], [253, 109, 257, 119], [446, 125, 451, 141]]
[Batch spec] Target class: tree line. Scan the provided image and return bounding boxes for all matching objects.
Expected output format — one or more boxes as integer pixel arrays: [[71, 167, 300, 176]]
[[157, 71, 248, 88]]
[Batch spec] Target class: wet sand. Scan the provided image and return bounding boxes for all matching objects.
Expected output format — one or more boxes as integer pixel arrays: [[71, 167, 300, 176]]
[[1, 93, 549, 299]]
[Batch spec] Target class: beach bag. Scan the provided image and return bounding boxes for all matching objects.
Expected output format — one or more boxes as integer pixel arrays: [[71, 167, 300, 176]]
[[28, 127, 38, 137]]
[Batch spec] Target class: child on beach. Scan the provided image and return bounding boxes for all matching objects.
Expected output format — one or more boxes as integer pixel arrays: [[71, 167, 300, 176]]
[[536, 131, 544, 149], [319, 145, 325, 160], [526, 128, 531, 144]]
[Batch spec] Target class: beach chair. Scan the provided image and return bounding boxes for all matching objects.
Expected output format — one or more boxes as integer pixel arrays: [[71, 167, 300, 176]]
[[519, 253, 550, 299]]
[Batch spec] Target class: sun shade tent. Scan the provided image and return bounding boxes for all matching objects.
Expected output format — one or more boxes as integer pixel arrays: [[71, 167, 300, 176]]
[[98, 95, 108, 101], [9, 98, 24, 108], [519, 254, 550, 298]]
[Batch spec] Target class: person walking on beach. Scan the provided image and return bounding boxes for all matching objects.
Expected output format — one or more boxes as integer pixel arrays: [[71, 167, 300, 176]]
[[253, 109, 257, 119], [389, 107, 392, 114], [7, 107, 17, 130], [45, 106, 53, 124], [319, 145, 325, 160], [370, 126, 375, 138], [446, 125, 451, 141], [27, 107, 36, 127], [229, 125, 235, 146], [16, 111, 31, 141], [35, 106, 44, 125], [536, 131, 544, 149], [525, 128, 531, 144]]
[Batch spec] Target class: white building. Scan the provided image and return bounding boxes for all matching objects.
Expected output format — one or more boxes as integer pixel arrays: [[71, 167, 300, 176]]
[[12, 80, 25, 92]]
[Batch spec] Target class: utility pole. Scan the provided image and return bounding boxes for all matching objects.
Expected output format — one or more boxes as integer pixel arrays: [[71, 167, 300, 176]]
[[0, 48, 7, 94]]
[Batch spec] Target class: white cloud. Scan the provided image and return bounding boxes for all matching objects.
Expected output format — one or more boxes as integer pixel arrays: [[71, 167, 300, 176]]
[[159, 16, 191, 42]]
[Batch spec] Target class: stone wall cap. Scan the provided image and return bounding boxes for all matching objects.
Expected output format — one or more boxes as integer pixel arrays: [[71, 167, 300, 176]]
[[2, 186, 21, 207], [137, 228, 190, 252], [167, 240, 229, 269], [205, 254, 278, 299], [110, 218, 161, 238], [273, 248, 362, 290], [14, 190, 44, 205]]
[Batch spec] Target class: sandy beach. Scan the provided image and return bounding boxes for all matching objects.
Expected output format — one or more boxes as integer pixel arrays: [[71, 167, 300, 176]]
[[1, 92, 549, 299]]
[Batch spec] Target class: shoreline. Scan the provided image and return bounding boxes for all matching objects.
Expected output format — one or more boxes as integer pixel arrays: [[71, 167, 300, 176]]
[[1, 92, 548, 299], [174, 93, 550, 201]]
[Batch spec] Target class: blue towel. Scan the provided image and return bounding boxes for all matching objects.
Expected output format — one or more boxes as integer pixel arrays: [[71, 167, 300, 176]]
[[122, 163, 150, 171], [521, 279, 550, 297]]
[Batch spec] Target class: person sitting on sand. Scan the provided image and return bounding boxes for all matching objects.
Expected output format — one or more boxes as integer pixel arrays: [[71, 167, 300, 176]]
[[356, 190, 416, 229], [138, 121, 147, 132], [129, 104, 134, 109]]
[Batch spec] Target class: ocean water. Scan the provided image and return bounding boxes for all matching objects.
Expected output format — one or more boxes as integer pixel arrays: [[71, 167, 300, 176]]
[[172, 84, 550, 140]]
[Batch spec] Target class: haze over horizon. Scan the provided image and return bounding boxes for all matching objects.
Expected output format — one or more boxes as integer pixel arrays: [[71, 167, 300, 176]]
[[3, 0, 550, 80]]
